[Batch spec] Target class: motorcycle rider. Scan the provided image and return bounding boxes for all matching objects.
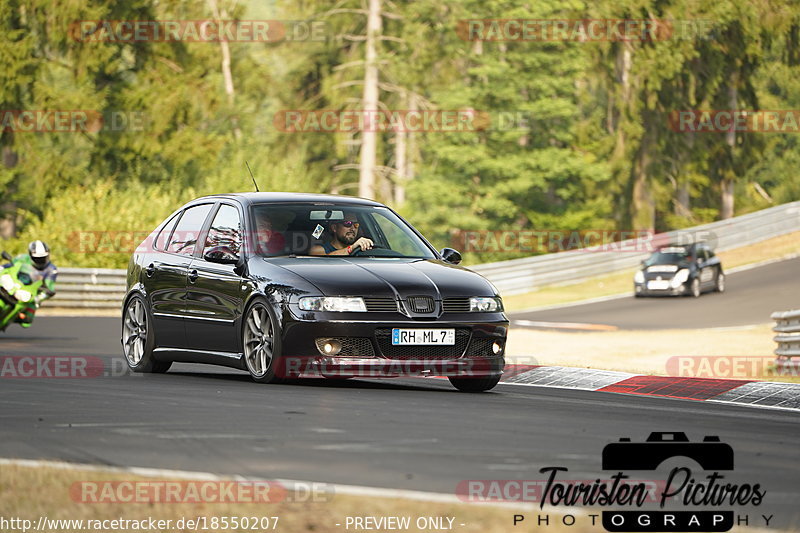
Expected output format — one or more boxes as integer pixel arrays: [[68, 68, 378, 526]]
[[1, 240, 57, 326]]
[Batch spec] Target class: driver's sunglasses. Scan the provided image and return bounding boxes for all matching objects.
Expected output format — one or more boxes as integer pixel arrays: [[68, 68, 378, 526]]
[[340, 220, 359, 228]]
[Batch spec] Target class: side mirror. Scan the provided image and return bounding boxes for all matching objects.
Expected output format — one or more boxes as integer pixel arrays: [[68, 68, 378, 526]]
[[440, 247, 462, 265], [203, 249, 239, 265], [1, 251, 12, 262]]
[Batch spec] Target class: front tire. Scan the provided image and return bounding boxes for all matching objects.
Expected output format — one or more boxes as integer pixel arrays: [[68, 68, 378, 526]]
[[243, 299, 285, 384], [448, 375, 502, 393], [122, 295, 171, 373], [715, 271, 725, 293], [689, 278, 701, 298]]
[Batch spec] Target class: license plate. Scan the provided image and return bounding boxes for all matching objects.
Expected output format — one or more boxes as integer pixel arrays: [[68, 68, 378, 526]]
[[647, 280, 670, 290], [391, 328, 455, 345]]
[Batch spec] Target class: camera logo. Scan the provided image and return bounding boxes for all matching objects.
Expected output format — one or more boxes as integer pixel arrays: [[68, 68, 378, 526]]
[[602, 432, 734, 471], [599, 432, 764, 533]]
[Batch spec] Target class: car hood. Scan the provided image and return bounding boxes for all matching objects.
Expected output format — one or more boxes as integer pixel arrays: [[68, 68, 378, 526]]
[[265, 257, 497, 299]]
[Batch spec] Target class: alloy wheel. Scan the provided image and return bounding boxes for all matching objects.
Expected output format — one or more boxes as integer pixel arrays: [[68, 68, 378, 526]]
[[244, 304, 274, 377], [123, 299, 147, 365]]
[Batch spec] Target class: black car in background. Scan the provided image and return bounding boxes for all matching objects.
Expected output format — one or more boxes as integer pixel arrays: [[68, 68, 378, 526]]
[[633, 242, 725, 298], [121, 193, 507, 392]]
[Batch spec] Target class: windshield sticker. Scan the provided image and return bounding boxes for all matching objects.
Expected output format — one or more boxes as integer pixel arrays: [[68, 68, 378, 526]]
[[312, 224, 325, 239]]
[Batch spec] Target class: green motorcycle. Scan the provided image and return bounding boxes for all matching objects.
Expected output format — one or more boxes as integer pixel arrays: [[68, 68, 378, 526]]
[[0, 251, 54, 332]]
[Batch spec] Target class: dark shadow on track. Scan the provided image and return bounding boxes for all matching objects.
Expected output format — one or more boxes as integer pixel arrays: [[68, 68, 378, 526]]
[[165, 370, 458, 393]]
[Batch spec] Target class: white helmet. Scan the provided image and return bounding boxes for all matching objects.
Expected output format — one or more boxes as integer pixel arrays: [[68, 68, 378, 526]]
[[28, 240, 50, 269]]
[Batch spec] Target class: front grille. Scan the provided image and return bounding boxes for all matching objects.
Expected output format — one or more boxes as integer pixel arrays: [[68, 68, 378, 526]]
[[315, 337, 376, 357], [374, 328, 470, 359], [443, 298, 470, 313], [406, 296, 435, 313], [364, 297, 398, 312]]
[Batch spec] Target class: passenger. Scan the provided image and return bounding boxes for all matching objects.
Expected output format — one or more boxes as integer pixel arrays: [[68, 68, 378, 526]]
[[254, 214, 286, 255]]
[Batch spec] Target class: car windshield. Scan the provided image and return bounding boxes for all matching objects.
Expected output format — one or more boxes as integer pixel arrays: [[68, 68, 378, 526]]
[[645, 246, 690, 266], [249, 203, 437, 259]]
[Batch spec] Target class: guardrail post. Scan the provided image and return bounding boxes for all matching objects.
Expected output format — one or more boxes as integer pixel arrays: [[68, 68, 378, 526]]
[[772, 309, 800, 373]]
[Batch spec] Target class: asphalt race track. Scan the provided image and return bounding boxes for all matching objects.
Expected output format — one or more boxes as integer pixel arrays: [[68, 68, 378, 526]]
[[1, 317, 799, 528], [511, 257, 800, 330]]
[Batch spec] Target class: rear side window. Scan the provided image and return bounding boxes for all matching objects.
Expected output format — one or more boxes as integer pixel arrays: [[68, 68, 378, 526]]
[[203, 204, 242, 257], [154, 213, 180, 251], [168, 204, 213, 256]]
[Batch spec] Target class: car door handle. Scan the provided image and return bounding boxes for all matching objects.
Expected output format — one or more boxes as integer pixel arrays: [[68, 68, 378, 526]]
[[188, 269, 199, 283], [145, 263, 156, 278]]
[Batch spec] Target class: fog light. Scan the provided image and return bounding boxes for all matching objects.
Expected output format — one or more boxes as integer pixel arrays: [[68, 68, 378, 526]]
[[317, 338, 342, 356], [492, 341, 503, 355], [18, 313, 26, 320]]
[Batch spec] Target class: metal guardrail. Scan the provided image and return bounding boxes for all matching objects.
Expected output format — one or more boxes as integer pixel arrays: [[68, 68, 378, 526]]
[[37, 200, 800, 312], [471, 200, 800, 294], [773, 309, 800, 371], [47, 267, 127, 311]]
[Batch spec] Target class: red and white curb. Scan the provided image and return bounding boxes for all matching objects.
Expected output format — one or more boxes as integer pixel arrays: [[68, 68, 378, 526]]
[[499, 365, 800, 412]]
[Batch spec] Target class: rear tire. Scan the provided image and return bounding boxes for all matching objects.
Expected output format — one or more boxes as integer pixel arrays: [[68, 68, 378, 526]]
[[448, 375, 502, 393], [122, 295, 171, 373]]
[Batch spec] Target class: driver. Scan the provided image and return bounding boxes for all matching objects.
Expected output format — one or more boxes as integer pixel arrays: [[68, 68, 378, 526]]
[[309, 212, 373, 256]]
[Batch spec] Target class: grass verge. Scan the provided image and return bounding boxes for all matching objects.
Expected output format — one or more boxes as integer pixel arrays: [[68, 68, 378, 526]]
[[506, 324, 800, 383], [0, 463, 575, 533]]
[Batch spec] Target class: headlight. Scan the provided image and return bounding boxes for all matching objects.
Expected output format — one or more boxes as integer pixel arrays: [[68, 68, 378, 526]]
[[0, 274, 14, 291], [634, 270, 645, 283], [671, 268, 690, 288], [469, 296, 503, 312], [14, 289, 32, 302], [298, 296, 367, 312]]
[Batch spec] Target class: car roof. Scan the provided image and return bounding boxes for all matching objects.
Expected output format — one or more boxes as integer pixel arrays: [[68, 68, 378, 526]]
[[192, 192, 385, 207]]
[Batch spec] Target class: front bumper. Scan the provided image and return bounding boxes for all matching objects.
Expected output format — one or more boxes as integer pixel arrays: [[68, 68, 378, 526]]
[[634, 282, 687, 296], [279, 312, 508, 378]]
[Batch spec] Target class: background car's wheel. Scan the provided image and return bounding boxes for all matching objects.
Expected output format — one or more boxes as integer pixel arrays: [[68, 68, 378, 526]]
[[715, 271, 725, 293], [122, 295, 171, 373], [689, 277, 701, 298], [448, 375, 501, 393], [243, 299, 285, 384]]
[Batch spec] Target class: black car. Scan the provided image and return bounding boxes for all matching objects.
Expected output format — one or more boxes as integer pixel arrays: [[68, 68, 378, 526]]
[[121, 193, 507, 392], [633, 242, 725, 298]]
